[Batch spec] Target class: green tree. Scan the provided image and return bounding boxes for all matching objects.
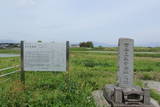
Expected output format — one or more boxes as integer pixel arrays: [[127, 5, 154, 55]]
[[79, 41, 94, 48], [37, 40, 42, 43]]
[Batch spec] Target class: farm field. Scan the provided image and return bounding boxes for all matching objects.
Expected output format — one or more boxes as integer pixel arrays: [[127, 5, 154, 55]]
[[1, 47, 160, 54], [0, 48, 20, 54], [0, 48, 160, 107]]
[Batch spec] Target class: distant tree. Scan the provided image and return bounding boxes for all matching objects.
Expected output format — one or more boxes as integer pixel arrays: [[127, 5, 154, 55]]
[[37, 40, 42, 43], [79, 41, 94, 48], [98, 45, 103, 48]]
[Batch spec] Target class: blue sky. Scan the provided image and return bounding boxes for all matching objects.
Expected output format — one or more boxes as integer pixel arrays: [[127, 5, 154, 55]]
[[0, 0, 160, 44]]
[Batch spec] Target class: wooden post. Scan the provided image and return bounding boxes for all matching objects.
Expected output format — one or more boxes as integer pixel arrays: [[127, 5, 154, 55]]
[[20, 41, 25, 84], [66, 41, 70, 71]]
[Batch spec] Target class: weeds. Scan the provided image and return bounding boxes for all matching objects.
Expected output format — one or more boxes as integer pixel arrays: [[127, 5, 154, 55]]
[[0, 48, 160, 106]]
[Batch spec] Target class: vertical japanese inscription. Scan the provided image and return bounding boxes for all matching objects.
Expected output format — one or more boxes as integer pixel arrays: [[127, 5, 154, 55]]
[[118, 38, 134, 88]]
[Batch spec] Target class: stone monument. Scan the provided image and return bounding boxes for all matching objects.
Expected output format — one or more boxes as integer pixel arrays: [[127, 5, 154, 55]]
[[103, 38, 154, 107]]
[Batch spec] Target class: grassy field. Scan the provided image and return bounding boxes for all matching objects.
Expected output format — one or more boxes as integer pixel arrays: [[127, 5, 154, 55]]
[[0, 47, 160, 54], [0, 48, 20, 54], [0, 57, 20, 69], [71, 47, 160, 52], [0, 48, 160, 106]]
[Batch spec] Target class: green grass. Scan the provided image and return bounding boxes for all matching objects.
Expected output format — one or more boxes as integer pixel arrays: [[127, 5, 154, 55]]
[[0, 57, 20, 69], [0, 47, 160, 54], [135, 72, 160, 81], [0, 48, 160, 106], [134, 47, 160, 52], [71, 47, 160, 52], [135, 53, 160, 58], [0, 71, 115, 107], [0, 48, 20, 54], [151, 89, 160, 104], [2, 47, 115, 54], [70, 47, 117, 51]]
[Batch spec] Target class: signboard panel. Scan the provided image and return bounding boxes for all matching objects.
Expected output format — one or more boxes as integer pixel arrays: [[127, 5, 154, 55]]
[[23, 42, 67, 72]]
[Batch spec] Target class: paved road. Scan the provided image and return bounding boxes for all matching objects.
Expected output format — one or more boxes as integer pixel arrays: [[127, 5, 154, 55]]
[[0, 54, 20, 57]]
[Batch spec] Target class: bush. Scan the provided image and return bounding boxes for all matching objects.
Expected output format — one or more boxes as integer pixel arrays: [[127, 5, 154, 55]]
[[79, 41, 94, 48]]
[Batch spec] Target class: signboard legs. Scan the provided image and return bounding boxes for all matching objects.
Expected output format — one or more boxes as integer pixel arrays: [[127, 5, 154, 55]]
[[66, 41, 70, 71], [20, 41, 25, 84]]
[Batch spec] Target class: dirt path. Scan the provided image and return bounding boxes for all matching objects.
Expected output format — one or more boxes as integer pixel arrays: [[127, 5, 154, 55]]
[[144, 80, 160, 92]]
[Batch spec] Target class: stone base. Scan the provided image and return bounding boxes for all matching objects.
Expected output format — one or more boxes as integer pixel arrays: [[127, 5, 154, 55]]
[[92, 90, 159, 107], [103, 84, 154, 107], [92, 90, 111, 107]]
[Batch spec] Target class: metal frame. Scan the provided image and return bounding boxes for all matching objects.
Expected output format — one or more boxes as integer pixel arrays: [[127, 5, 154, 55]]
[[0, 65, 19, 72], [20, 41, 70, 84], [66, 41, 70, 71]]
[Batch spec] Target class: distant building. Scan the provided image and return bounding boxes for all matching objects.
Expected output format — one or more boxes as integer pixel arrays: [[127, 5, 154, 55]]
[[71, 44, 80, 48], [0, 43, 20, 48], [0, 44, 8, 48]]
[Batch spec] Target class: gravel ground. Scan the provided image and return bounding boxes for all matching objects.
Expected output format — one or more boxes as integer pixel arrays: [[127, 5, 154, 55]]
[[144, 80, 160, 92]]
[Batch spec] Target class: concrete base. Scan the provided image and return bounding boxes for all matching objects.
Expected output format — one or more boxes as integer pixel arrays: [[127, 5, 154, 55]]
[[92, 90, 159, 107], [92, 90, 111, 107], [112, 104, 154, 107]]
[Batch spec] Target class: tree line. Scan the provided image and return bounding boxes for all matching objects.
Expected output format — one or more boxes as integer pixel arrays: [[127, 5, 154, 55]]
[[79, 41, 94, 48]]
